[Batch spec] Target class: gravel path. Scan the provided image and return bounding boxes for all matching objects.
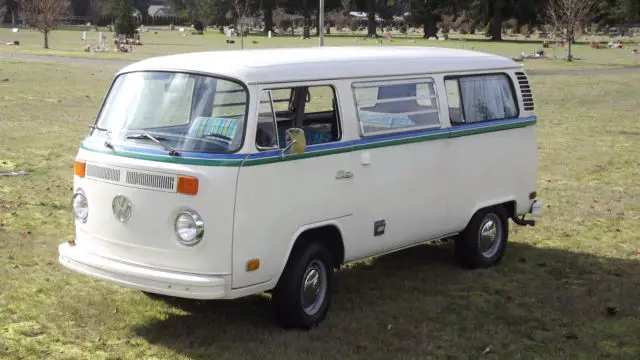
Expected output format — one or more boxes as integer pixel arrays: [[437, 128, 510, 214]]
[[2, 52, 640, 75]]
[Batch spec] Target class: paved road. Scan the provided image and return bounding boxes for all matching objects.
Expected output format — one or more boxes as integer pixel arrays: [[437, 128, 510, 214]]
[[2, 51, 640, 75]]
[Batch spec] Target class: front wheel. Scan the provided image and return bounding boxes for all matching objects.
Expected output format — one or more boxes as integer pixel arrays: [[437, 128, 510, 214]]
[[454, 206, 509, 269], [272, 242, 334, 330]]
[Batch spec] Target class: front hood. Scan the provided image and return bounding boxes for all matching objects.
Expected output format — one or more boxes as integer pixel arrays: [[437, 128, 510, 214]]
[[72, 145, 241, 275]]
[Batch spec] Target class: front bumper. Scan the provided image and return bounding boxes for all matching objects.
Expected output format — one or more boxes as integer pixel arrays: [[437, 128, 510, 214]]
[[58, 242, 228, 300]]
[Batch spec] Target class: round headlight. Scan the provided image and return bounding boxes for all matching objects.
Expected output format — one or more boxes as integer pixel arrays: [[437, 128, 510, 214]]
[[72, 191, 88, 222], [175, 211, 204, 246]]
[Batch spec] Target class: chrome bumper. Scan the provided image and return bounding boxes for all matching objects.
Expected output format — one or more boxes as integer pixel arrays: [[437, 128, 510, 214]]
[[58, 242, 228, 300]]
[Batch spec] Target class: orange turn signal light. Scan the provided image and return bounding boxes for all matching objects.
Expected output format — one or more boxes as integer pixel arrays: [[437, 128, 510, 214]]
[[247, 259, 260, 272], [177, 176, 199, 195], [74, 161, 86, 178]]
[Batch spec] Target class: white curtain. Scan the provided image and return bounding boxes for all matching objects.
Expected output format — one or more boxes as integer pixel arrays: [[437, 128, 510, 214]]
[[459, 75, 517, 123]]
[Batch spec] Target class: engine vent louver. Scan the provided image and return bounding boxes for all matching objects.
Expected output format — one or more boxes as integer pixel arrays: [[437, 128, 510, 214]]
[[515, 72, 535, 111]]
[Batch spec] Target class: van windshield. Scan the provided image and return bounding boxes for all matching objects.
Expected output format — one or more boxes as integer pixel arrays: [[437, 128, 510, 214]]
[[92, 71, 248, 154]]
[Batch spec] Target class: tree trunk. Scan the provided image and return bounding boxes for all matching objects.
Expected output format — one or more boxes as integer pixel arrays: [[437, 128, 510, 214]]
[[44, 31, 49, 49], [423, 14, 438, 39], [490, 0, 503, 41], [11, 10, 15, 26], [316, 10, 320, 37], [567, 37, 573, 62], [263, 7, 273, 33], [367, 0, 376, 37], [303, 14, 311, 38]]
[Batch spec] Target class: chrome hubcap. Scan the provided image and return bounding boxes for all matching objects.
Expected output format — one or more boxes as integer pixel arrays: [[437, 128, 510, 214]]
[[301, 260, 327, 316], [478, 213, 502, 258]]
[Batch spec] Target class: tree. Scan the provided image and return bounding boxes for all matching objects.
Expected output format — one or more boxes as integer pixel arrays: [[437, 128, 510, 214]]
[[409, 0, 459, 39], [489, 0, 505, 40], [17, 0, 71, 49], [0, 0, 18, 25], [260, 0, 276, 33], [233, 0, 250, 48], [614, 0, 640, 23], [134, 0, 152, 17], [167, 0, 232, 26], [547, 0, 598, 61], [114, 0, 137, 37]]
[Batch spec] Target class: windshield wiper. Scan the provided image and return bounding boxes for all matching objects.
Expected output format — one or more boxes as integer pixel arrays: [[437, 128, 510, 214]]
[[126, 133, 181, 156], [89, 124, 115, 150]]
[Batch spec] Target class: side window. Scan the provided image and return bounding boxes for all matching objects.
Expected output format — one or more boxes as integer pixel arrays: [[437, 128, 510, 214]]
[[353, 78, 441, 137], [255, 90, 278, 149], [270, 88, 293, 113], [445, 74, 518, 125], [257, 85, 341, 149], [306, 86, 335, 113], [445, 79, 464, 124]]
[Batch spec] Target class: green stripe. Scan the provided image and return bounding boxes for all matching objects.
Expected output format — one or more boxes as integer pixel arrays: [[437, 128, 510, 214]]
[[79, 144, 244, 166], [80, 119, 536, 167], [449, 119, 536, 138], [244, 130, 450, 166]]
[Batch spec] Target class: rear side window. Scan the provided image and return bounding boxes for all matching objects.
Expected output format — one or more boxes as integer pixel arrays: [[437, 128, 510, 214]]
[[353, 78, 441, 137], [444, 74, 518, 125]]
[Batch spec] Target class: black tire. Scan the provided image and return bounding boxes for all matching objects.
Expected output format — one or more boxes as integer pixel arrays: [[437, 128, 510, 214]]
[[272, 241, 334, 330], [454, 206, 509, 269]]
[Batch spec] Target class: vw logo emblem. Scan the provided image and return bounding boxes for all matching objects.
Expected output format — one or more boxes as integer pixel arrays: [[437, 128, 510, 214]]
[[112, 194, 132, 223]]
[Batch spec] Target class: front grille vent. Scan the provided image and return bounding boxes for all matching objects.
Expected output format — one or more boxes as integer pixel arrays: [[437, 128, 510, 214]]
[[126, 171, 176, 191], [84, 163, 178, 192], [86, 164, 121, 182]]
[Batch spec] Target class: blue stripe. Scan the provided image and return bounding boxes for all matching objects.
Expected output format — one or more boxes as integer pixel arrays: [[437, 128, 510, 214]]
[[82, 116, 536, 162]]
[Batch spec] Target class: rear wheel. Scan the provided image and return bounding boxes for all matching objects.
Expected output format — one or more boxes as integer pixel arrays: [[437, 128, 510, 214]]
[[454, 206, 509, 269], [272, 242, 333, 330]]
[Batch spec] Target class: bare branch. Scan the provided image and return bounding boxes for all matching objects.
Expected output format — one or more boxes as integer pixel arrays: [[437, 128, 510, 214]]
[[546, 0, 598, 41], [233, 0, 250, 49], [546, 0, 598, 61], [16, 0, 71, 48], [17, 0, 71, 33]]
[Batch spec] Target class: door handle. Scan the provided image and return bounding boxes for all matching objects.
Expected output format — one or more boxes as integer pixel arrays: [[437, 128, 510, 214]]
[[335, 170, 353, 179]]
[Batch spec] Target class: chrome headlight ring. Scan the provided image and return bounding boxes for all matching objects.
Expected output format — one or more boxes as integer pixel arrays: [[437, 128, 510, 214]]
[[71, 189, 89, 223], [174, 210, 204, 246]]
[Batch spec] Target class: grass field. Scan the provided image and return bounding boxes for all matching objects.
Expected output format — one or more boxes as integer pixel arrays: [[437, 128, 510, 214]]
[[1, 50, 640, 359], [1, 27, 640, 71]]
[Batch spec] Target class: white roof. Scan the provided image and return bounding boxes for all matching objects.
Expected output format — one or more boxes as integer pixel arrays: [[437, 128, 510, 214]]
[[118, 46, 521, 84]]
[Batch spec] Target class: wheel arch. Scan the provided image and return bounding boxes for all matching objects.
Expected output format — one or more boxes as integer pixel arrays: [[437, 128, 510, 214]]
[[465, 198, 517, 228], [274, 220, 345, 286]]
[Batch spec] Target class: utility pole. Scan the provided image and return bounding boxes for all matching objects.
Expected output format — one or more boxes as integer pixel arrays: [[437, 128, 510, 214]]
[[319, 0, 325, 46]]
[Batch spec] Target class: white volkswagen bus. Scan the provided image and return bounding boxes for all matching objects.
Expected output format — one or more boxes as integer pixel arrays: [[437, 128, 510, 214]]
[[58, 46, 543, 329]]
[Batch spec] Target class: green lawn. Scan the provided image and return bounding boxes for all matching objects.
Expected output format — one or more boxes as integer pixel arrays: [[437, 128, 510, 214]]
[[0, 56, 639, 359], [1, 28, 640, 71]]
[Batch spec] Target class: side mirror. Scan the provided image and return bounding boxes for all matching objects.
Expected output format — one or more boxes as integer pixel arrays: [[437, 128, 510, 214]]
[[281, 128, 306, 158]]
